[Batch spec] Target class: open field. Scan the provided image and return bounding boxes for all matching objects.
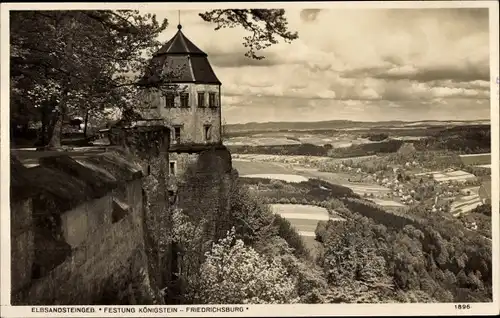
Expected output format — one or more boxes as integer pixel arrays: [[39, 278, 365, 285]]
[[270, 204, 345, 237], [242, 174, 309, 183], [225, 136, 301, 146], [232, 159, 294, 175], [233, 153, 333, 163], [234, 158, 405, 211], [227, 133, 430, 148], [451, 195, 484, 216], [233, 158, 398, 203], [459, 153, 491, 166], [461, 186, 481, 196], [370, 198, 406, 207], [225, 120, 490, 134], [232, 153, 378, 165], [475, 164, 491, 169], [226, 132, 380, 148], [432, 170, 477, 183], [295, 169, 392, 196]]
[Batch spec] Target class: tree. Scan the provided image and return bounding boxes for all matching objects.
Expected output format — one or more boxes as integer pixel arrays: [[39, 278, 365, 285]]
[[319, 221, 393, 302], [10, 10, 170, 148], [191, 228, 299, 304], [199, 9, 298, 60], [11, 10, 298, 148]]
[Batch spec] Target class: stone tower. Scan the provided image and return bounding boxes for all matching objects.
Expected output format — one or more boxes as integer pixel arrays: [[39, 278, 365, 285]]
[[139, 24, 224, 188]]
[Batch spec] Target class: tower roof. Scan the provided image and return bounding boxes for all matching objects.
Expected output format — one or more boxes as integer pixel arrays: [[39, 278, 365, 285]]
[[140, 25, 221, 86], [154, 24, 207, 56]]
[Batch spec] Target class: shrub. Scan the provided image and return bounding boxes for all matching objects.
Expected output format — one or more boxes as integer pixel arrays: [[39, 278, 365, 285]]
[[273, 215, 310, 259], [315, 221, 328, 243], [192, 228, 299, 304]]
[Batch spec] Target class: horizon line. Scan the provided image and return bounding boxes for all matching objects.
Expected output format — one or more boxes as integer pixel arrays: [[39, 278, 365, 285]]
[[224, 118, 492, 126]]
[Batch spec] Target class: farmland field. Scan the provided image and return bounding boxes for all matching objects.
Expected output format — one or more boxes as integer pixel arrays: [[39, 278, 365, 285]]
[[233, 153, 333, 163], [227, 131, 430, 148], [232, 159, 293, 175], [233, 157, 395, 199], [270, 204, 345, 237], [226, 132, 380, 148], [232, 153, 378, 165], [370, 198, 406, 207], [225, 136, 301, 146], [451, 194, 484, 216], [459, 153, 491, 166], [432, 170, 477, 183], [242, 174, 309, 183]]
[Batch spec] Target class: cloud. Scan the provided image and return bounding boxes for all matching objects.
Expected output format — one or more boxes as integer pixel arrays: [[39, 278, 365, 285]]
[[151, 8, 491, 123], [300, 9, 323, 22], [208, 51, 283, 68], [222, 95, 491, 124]]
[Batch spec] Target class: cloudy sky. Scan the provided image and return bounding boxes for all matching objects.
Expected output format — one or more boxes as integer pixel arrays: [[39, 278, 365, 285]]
[[146, 8, 491, 124]]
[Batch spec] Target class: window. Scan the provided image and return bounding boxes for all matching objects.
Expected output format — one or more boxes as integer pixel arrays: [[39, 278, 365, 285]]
[[173, 126, 181, 144], [197, 92, 205, 108], [180, 93, 189, 108], [169, 161, 177, 176], [204, 125, 212, 141], [209, 92, 217, 108], [165, 93, 175, 108]]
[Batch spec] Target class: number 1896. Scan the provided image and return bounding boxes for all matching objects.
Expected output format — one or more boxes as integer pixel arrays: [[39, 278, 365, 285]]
[[455, 304, 471, 310]]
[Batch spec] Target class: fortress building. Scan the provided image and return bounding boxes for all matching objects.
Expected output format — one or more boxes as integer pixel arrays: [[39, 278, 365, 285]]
[[138, 24, 225, 188]]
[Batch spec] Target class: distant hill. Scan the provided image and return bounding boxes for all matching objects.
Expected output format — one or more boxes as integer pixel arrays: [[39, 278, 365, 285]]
[[225, 119, 490, 133]]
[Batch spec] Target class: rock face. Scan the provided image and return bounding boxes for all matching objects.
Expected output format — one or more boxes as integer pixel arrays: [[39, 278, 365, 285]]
[[10, 124, 235, 305], [10, 126, 171, 305]]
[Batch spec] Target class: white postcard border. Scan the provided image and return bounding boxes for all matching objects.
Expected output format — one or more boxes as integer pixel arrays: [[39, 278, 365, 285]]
[[1, 1, 499, 317]]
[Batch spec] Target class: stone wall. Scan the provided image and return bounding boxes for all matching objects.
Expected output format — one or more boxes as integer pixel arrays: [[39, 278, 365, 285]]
[[140, 83, 222, 144], [167, 152, 199, 190], [108, 125, 173, 298], [10, 126, 172, 305], [11, 198, 35, 295], [10, 151, 163, 305], [10, 124, 235, 305]]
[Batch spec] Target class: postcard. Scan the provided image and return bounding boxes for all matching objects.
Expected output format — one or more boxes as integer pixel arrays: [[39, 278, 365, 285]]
[[1, 1, 498, 317]]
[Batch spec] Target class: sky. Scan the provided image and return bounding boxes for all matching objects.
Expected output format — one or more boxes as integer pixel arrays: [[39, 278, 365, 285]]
[[145, 8, 491, 124]]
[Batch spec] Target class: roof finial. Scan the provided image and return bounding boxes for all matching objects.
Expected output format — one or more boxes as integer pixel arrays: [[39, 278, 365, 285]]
[[177, 10, 182, 30]]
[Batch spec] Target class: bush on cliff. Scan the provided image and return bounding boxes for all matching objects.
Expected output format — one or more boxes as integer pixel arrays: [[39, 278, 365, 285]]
[[172, 158, 328, 304], [272, 215, 310, 259], [191, 228, 299, 304]]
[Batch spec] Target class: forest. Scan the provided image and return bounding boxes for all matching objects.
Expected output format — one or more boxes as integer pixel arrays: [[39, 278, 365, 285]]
[[226, 176, 494, 303], [163, 166, 493, 304]]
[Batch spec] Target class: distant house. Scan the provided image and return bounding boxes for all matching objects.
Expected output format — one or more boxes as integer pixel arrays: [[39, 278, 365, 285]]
[[479, 181, 491, 204]]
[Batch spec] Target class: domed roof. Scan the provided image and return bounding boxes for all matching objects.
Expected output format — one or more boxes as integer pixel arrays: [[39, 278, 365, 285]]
[[140, 25, 221, 86]]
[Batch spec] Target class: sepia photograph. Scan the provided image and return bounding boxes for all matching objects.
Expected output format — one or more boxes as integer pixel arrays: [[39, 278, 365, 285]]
[[1, 1, 499, 316]]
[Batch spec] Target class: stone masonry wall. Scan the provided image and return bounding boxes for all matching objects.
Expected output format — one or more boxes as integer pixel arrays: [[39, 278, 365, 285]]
[[12, 179, 150, 305], [140, 83, 222, 144], [11, 199, 35, 295], [10, 125, 171, 305]]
